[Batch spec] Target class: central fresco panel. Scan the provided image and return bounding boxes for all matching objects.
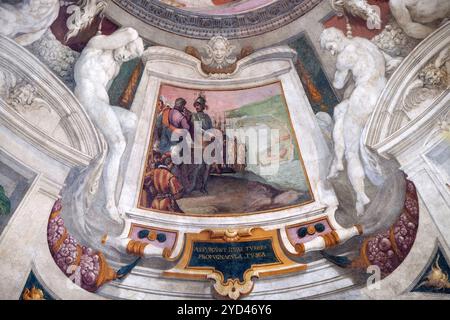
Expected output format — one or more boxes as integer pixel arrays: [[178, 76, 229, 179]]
[[1, 0, 446, 302], [138, 82, 313, 216]]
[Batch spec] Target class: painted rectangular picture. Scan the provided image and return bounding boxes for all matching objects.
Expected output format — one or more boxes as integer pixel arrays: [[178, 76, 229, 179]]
[[138, 82, 313, 215]]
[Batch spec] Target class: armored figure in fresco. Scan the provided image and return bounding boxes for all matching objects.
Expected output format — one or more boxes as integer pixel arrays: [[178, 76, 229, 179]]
[[190, 95, 214, 194], [156, 97, 191, 154], [191, 96, 213, 134], [143, 154, 184, 213], [152, 94, 215, 196]]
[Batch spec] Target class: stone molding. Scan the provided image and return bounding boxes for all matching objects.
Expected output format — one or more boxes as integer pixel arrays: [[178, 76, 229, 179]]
[[111, 0, 321, 40]]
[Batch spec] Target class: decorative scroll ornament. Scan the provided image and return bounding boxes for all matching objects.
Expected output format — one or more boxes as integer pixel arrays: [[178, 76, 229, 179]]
[[208, 270, 256, 300], [65, 0, 108, 42], [209, 228, 254, 242], [331, 0, 381, 30], [163, 228, 306, 300]]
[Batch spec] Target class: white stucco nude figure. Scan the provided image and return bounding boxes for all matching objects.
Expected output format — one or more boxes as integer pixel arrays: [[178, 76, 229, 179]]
[[0, 0, 60, 46], [74, 27, 144, 223], [320, 27, 387, 216], [389, 0, 450, 39]]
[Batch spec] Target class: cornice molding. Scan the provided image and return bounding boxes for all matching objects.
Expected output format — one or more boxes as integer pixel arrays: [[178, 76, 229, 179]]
[[111, 0, 321, 40]]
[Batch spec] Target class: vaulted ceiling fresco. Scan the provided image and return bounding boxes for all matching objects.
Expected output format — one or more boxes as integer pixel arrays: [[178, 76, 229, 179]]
[[0, 0, 449, 303]]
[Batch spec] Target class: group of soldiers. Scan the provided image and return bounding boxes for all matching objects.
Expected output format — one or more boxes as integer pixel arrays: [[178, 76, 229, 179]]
[[141, 95, 214, 213]]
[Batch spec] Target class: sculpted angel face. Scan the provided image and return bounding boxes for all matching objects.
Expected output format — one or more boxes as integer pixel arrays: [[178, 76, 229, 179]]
[[114, 38, 144, 62], [320, 28, 345, 56], [212, 39, 228, 63], [201, 36, 236, 69]]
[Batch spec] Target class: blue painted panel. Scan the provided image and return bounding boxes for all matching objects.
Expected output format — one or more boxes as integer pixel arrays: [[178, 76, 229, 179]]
[[20, 270, 54, 300], [188, 239, 279, 282], [289, 34, 340, 116]]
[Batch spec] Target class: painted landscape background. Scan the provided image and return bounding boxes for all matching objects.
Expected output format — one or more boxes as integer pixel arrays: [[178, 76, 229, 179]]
[[139, 82, 313, 215]]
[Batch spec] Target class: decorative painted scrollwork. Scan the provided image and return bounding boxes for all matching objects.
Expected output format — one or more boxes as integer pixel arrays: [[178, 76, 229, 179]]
[[163, 228, 306, 300]]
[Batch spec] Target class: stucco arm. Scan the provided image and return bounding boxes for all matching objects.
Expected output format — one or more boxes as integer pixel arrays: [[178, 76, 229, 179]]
[[87, 27, 139, 50], [333, 68, 350, 90]]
